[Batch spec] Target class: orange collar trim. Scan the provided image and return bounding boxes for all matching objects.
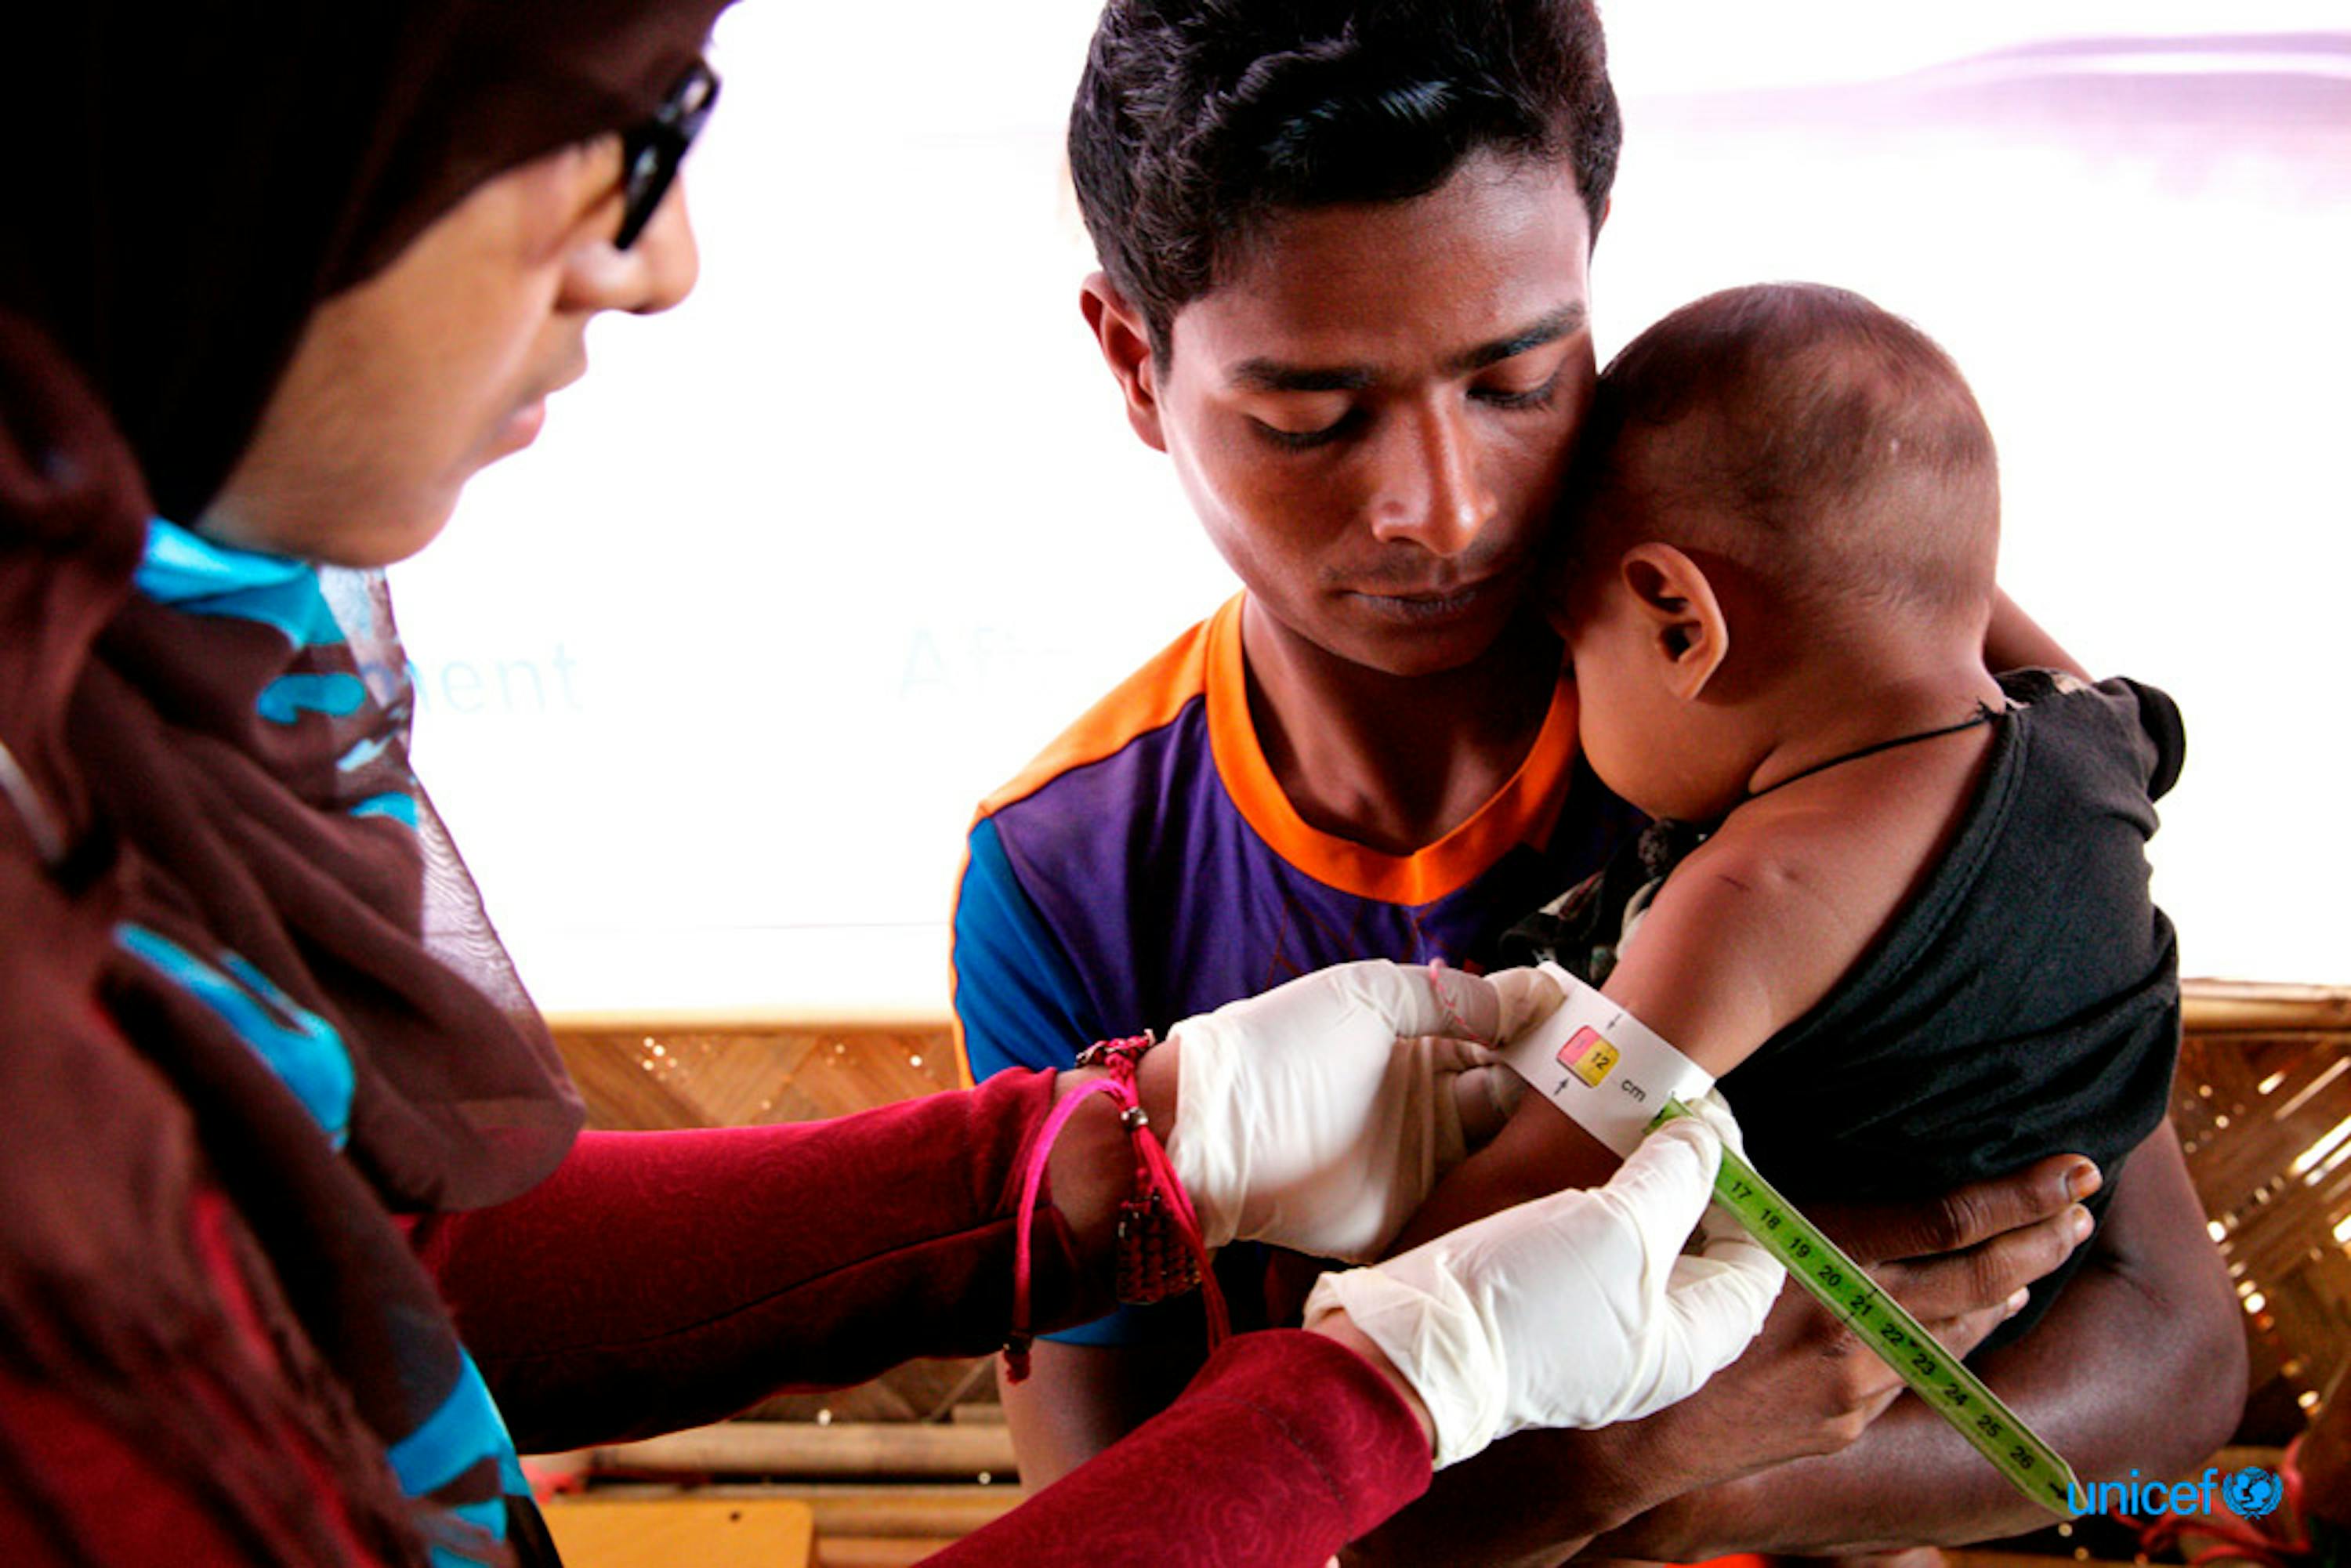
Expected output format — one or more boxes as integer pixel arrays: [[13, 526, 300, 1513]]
[[1203, 595, 1584, 907]]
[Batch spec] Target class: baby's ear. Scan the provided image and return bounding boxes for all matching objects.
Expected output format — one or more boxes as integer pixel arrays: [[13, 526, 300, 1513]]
[[1619, 542, 1729, 701]]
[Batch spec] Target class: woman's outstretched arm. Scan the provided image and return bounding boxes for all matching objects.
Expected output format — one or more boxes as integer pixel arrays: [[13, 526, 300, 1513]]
[[416, 1063, 1148, 1451]]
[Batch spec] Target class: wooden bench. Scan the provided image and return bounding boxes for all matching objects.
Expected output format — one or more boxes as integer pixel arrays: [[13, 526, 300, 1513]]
[[540, 1497, 813, 1567]]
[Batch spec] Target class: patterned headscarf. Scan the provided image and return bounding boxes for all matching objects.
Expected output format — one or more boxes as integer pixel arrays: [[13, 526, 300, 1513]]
[[1, 3, 729, 1562]]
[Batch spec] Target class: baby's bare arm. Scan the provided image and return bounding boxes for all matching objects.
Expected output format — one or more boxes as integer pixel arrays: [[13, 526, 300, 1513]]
[[1389, 827, 1855, 1255], [1388, 1091, 1623, 1254], [1395, 738, 1991, 1255]]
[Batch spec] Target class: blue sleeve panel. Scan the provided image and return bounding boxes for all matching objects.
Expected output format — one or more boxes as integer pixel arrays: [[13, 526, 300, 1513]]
[[952, 817, 1104, 1080], [951, 817, 1212, 1347]]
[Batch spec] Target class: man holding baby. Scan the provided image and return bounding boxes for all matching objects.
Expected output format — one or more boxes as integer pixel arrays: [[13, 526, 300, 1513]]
[[951, 2, 2243, 1562]]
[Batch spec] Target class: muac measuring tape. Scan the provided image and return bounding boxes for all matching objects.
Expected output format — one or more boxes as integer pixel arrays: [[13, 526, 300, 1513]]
[[1499, 963, 2080, 1514]]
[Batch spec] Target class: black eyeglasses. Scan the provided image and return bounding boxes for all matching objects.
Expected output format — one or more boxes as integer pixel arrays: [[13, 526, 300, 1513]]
[[614, 60, 720, 250]]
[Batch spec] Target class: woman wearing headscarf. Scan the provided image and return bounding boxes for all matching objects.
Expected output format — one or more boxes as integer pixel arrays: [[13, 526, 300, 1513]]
[[0, 5, 2082, 1566]]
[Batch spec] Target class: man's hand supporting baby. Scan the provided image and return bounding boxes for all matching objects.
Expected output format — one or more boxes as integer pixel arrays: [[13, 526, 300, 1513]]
[[1349, 1145, 2103, 1568]]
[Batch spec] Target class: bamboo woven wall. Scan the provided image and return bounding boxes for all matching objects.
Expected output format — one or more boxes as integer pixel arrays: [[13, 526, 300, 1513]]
[[2168, 984, 2351, 1439], [549, 982, 2351, 1440]]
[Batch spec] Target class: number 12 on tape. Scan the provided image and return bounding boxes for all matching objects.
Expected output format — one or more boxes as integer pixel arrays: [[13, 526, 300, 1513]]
[[1651, 1100, 2079, 1514]]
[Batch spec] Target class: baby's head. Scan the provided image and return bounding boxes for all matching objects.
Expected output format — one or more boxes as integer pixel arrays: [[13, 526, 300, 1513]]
[[1550, 282, 2000, 820]]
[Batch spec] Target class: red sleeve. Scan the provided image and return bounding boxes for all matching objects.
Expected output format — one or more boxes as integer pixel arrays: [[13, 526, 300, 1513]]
[[931, 1331, 1432, 1566], [414, 1066, 1114, 1452]]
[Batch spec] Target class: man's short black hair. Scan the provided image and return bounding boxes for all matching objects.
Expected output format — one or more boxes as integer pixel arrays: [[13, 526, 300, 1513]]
[[1069, 0, 1620, 354]]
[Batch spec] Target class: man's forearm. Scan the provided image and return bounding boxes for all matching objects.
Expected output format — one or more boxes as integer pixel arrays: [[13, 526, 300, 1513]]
[[1354, 1145, 2103, 1566], [1606, 1278, 2204, 1555], [1591, 1123, 2243, 1559]]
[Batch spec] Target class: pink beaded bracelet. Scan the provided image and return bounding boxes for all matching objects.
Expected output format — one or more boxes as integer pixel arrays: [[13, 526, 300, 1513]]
[[1005, 1034, 1230, 1382]]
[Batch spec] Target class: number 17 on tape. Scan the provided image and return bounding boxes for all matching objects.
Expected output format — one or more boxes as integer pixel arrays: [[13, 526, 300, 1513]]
[[1651, 1100, 2080, 1514]]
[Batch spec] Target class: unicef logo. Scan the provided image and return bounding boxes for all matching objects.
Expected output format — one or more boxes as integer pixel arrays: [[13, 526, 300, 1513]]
[[2223, 1466, 2283, 1520], [2070, 1464, 2291, 1522]]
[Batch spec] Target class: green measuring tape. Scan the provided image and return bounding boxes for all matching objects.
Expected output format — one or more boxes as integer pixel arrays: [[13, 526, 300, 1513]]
[[1653, 1100, 2080, 1514]]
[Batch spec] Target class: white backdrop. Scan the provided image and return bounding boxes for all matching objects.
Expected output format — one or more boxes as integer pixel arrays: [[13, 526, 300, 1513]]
[[390, 5, 2351, 1016]]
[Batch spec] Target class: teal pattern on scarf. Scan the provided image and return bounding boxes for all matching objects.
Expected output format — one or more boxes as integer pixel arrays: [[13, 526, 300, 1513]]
[[121, 520, 526, 1563], [115, 924, 356, 1149], [136, 517, 346, 649]]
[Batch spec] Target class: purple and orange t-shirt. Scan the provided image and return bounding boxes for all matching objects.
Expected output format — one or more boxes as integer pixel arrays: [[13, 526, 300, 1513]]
[[949, 594, 1636, 1345]]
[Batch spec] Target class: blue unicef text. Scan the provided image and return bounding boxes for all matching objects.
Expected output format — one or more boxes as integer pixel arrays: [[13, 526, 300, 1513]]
[[2067, 1465, 2284, 1522]]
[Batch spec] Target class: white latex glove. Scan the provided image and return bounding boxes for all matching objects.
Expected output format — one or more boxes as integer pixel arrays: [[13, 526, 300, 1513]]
[[1487, 964, 1567, 1044], [1458, 965, 1567, 1129], [1302, 1110, 1784, 1468], [1668, 1088, 1766, 1258], [1165, 959, 1507, 1263]]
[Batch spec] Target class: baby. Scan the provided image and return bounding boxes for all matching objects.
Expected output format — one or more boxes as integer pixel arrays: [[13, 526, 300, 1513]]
[[1396, 282, 2183, 1338]]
